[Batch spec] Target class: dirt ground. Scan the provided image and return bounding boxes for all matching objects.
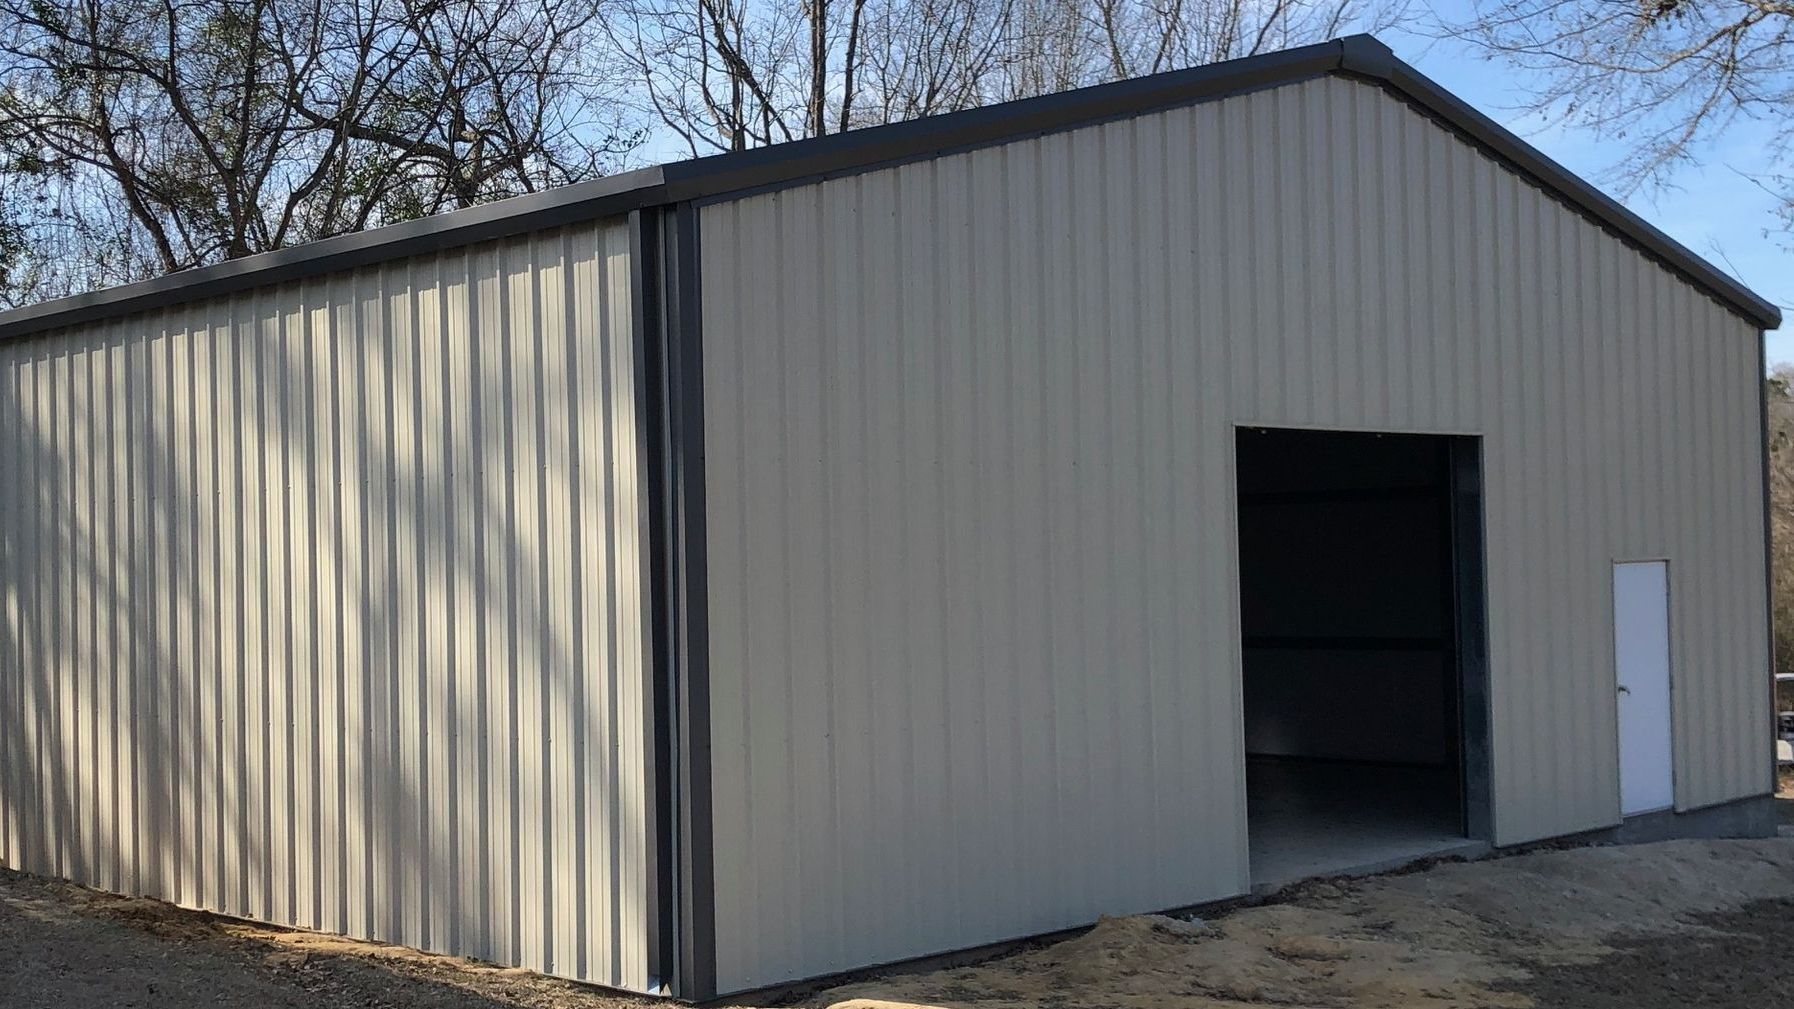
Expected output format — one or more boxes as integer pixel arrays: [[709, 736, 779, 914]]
[[6, 814, 1794, 1009]]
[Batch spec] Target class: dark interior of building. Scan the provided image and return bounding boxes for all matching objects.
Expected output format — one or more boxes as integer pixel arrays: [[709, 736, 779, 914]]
[[1234, 427, 1480, 884]]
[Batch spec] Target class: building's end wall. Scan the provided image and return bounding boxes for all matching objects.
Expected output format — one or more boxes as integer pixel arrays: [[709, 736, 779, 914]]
[[697, 72, 1770, 993], [0, 219, 658, 991]]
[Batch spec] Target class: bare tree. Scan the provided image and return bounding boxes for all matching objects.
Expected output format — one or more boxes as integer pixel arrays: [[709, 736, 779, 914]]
[[1767, 366, 1794, 683], [1454, 0, 1794, 234], [605, 0, 815, 153], [284, 0, 644, 214], [608, 0, 1413, 156], [0, 0, 640, 302], [852, 0, 1012, 124], [0, 0, 1416, 304]]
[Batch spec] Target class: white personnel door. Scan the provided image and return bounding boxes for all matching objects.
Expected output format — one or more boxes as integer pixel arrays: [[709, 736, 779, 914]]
[[1614, 561, 1674, 815]]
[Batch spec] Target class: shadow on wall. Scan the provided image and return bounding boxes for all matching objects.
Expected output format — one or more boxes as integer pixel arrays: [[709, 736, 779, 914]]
[[0, 223, 649, 986], [0, 867, 561, 1009]]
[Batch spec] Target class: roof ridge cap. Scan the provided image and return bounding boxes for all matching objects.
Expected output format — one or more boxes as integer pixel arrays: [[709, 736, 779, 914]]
[[1337, 34, 1398, 79]]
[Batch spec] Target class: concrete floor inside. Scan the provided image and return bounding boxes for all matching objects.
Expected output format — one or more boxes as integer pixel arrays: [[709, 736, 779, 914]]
[[1246, 756, 1477, 888]]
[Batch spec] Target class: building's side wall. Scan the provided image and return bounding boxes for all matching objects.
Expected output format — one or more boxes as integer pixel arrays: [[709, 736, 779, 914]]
[[698, 74, 1769, 991], [0, 220, 656, 990]]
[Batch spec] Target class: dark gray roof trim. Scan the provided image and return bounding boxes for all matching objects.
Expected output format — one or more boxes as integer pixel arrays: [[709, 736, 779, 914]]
[[1350, 41, 1781, 329], [0, 167, 673, 340], [0, 34, 1777, 339]]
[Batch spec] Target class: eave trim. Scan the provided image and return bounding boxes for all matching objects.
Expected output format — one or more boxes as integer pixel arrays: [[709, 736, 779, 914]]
[[0, 33, 1775, 341]]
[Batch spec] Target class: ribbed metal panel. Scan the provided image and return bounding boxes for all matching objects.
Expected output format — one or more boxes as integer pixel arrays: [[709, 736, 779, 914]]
[[0, 220, 654, 991], [698, 74, 1769, 989]]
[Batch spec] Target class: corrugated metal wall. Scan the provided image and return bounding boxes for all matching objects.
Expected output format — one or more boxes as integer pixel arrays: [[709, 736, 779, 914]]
[[698, 74, 1769, 989], [0, 219, 656, 990]]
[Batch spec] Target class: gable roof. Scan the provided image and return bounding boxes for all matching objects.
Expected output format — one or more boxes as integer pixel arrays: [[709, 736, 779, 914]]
[[0, 34, 1778, 338]]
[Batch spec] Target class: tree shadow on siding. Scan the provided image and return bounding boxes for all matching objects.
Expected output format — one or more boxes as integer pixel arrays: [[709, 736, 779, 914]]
[[0, 227, 648, 992], [0, 324, 265, 921]]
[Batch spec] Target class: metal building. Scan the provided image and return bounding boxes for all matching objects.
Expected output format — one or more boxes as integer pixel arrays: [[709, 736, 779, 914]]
[[0, 35, 1780, 999]]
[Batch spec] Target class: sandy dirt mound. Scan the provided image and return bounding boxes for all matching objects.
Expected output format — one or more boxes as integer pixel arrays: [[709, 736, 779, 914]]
[[808, 837, 1794, 1009], [8, 835, 1794, 1008]]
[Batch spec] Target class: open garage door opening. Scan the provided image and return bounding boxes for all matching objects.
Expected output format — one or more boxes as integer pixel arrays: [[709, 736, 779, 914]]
[[1235, 427, 1493, 886]]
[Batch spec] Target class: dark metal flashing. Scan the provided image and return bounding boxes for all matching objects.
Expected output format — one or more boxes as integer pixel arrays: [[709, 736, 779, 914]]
[[0, 34, 1775, 341], [636, 201, 716, 1000], [1450, 437, 1495, 843], [1760, 332, 1777, 795], [1336, 32, 1399, 79], [651, 204, 716, 1002], [634, 202, 717, 999], [709, 791, 1773, 1004], [1348, 44, 1780, 330], [629, 209, 676, 996], [667, 55, 1334, 210], [1593, 792, 1778, 845], [0, 167, 672, 341], [675, 67, 1313, 214]]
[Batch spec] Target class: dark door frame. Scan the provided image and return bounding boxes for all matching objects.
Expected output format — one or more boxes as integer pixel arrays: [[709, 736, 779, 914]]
[[1448, 436, 1494, 843], [1232, 426, 1494, 845]]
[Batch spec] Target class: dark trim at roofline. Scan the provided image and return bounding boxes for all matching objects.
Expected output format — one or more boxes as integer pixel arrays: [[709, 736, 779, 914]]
[[0, 32, 1777, 341], [0, 167, 672, 340], [1359, 50, 1779, 329]]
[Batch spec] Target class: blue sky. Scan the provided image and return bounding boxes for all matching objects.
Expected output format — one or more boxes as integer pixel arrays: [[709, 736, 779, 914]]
[[1380, 14, 1791, 363]]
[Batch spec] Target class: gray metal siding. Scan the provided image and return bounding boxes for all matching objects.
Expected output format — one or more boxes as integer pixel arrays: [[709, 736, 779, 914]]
[[698, 74, 1769, 989], [0, 220, 655, 991]]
